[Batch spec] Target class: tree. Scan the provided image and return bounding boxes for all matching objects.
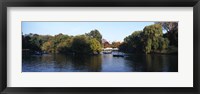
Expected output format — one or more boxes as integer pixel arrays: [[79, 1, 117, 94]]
[[22, 34, 31, 49], [71, 35, 91, 54], [119, 42, 132, 53], [41, 34, 71, 53], [86, 29, 102, 44], [121, 30, 143, 53], [119, 24, 169, 54], [111, 41, 121, 48], [39, 35, 53, 45], [24, 34, 43, 52], [142, 24, 163, 53], [89, 38, 102, 54], [144, 38, 152, 54], [23, 32, 103, 55], [41, 41, 54, 53], [156, 22, 178, 46], [57, 37, 73, 53], [156, 22, 178, 33], [158, 38, 169, 52]]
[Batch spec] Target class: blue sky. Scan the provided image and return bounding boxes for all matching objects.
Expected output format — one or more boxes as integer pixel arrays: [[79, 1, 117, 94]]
[[22, 21, 155, 42]]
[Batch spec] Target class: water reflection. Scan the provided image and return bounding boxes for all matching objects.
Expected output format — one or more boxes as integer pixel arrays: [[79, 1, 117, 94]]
[[22, 53, 178, 72]]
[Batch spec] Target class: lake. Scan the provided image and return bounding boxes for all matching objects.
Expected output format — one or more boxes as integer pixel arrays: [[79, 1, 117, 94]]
[[22, 52, 178, 72]]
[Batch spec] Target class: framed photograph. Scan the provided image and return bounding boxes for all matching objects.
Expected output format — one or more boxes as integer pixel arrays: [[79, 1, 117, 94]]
[[0, 0, 199, 94]]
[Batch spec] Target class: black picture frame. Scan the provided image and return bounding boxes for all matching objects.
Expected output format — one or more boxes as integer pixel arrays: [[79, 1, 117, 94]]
[[0, 0, 199, 94]]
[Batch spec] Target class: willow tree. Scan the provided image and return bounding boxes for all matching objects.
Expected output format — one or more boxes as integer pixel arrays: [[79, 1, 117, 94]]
[[158, 37, 169, 52], [142, 24, 163, 53]]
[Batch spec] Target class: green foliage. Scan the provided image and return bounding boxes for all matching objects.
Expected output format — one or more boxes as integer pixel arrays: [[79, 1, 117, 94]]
[[22, 24, 175, 55], [23, 30, 103, 55], [119, 24, 171, 54], [158, 38, 169, 52], [156, 22, 178, 46], [57, 37, 73, 53], [121, 31, 143, 53], [86, 29, 102, 44], [41, 41, 54, 53], [40, 34, 70, 53], [144, 38, 152, 54], [143, 24, 162, 52], [22, 34, 52, 52], [89, 38, 102, 54], [70, 35, 102, 54], [71, 35, 91, 54]]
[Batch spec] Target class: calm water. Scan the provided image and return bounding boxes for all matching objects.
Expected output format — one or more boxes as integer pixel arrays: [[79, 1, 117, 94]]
[[22, 52, 178, 72]]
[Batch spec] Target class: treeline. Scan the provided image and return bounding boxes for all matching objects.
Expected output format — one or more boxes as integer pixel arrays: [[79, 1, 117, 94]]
[[102, 39, 121, 48], [23, 22, 178, 55], [119, 22, 178, 54], [22, 30, 103, 54]]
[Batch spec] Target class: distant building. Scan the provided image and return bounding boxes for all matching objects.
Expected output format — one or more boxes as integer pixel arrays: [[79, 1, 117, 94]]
[[102, 39, 111, 48]]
